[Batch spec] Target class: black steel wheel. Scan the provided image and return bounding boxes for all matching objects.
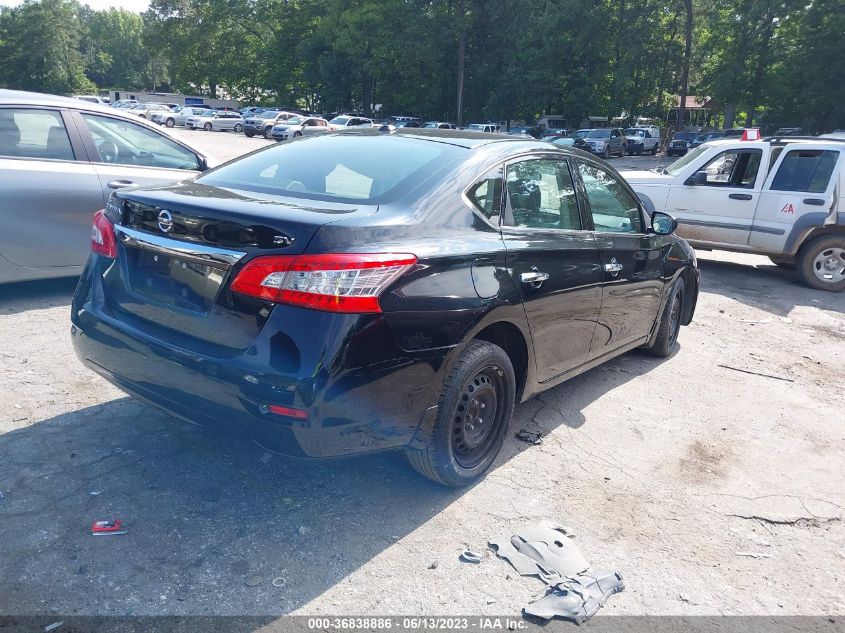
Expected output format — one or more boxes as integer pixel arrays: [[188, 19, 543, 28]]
[[405, 340, 515, 486], [645, 276, 685, 357]]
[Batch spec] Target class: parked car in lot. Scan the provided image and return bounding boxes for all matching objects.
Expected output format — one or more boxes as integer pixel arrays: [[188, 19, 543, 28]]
[[185, 110, 244, 132], [624, 128, 659, 155], [243, 110, 299, 138], [507, 126, 542, 138], [579, 128, 626, 159], [111, 99, 138, 109], [667, 130, 698, 156], [395, 119, 421, 128], [624, 136, 845, 291], [74, 95, 109, 105], [422, 121, 457, 129], [152, 106, 213, 128], [130, 103, 172, 120], [70, 129, 699, 486], [464, 123, 499, 133], [0, 89, 216, 284], [270, 116, 330, 141], [323, 115, 374, 132]]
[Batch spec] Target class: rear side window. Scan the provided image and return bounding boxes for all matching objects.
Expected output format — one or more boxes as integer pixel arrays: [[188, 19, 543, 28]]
[[770, 149, 838, 193], [197, 135, 454, 203], [505, 159, 581, 231], [577, 162, 643, 233], [0, 108, 74, 161]]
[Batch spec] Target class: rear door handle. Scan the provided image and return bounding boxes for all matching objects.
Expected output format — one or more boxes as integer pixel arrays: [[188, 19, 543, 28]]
[[520, 268, 549, 286], [729, 193, 753, 201], [107, 180, 138, 189], [803, 198, 826, 206]]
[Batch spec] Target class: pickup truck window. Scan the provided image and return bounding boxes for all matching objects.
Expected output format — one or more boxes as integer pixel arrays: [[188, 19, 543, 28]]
[[770, 149, 838, 194], [697, 149, 762, 188], [577, 162, 643, 234]]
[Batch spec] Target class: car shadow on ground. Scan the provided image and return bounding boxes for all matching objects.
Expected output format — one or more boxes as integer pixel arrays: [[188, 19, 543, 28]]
[[0, 340, 667, 617], [696, 255, 845, 317], [0, 277, 79, 316]]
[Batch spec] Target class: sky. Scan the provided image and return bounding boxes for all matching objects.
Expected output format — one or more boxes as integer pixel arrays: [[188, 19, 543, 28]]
[[0, 0, 149, 10]]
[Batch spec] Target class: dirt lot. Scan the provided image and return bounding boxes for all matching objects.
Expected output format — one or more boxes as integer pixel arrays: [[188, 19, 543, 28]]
[[0, 135, 843, 619]]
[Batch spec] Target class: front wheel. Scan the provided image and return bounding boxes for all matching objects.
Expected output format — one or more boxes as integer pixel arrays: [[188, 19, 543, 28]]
[[293, 131, 302, 138], [263, 127, 273, 139], [233, 123, 243, 133], [244, 131, 254, 138], [798, 236, 845, 292], [602, 147, 610, 160], [405, 340, 515, 487], [165, 118, 175, 128], [203, 122, 212, 131], [651, 144, 658, 155], [644, 277, 685, 357]]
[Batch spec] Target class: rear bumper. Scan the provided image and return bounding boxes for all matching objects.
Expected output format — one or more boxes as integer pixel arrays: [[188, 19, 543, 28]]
[[70, 264, 447, 459]]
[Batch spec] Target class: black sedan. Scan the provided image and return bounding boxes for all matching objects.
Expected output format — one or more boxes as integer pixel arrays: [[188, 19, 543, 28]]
[[71, 130, 699, 486]]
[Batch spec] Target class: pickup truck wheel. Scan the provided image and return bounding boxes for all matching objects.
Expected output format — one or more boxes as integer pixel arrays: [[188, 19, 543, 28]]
[[405, 340, 515, 487], [644, 277, 685, 357], [799, 236, 845, 292], [768, 255, 797, 270]]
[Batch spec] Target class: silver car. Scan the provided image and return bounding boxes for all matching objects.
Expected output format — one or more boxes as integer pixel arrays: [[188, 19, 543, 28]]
[[0, 89, 217, 284], [185, 111, 244, 132], [151, 106, 213, 128]]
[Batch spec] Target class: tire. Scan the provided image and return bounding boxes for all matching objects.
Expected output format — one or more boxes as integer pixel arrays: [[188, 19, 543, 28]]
[[644, 277, 685, 357], [245, 131, 254, 138], [234, 123, 243, 133], [203, 122, 212, 131], [602, 147, 610, 160], [293, 131, 302, 138], [165, 118, 175, 128], [798, 236, 845, 292], [263, 127, 273, 139], [405, 340, 516, 487], [768, 255, 797, 270], [651, 144, 658, 155]]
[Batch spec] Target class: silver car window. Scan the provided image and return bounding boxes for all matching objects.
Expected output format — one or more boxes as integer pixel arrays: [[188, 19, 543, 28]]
[[80, 113, 200, 170], [0, 108, 75, 161]]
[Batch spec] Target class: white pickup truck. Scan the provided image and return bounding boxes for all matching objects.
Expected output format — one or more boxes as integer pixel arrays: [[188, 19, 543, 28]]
[[623, 137, 845, 291]]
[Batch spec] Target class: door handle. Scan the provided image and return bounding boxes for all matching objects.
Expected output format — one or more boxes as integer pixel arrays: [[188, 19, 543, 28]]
[[803, 198, 826, 206], [604, 258, 623, 276], [107, 180, 138, 189], [728, 193, 753, 201], [520, 268, 549, 286]]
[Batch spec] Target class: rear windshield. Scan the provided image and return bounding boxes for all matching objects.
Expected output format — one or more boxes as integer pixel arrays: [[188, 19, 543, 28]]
[[196, 134, 457, 203]]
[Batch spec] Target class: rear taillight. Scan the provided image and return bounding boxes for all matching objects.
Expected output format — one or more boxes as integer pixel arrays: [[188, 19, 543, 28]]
[[91, 209, 117, 259], [230, 253, 417, 313]]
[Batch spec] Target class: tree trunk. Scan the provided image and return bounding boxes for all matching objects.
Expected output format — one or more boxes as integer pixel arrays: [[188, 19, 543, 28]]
[[362, 73, 373, 117], [724, 103, 737, 128], [455, 0, 466, 126], [675, 0, 693, 131]]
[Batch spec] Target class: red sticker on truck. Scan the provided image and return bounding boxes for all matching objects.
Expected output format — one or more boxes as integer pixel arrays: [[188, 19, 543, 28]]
[[780, 203, 795, 214]]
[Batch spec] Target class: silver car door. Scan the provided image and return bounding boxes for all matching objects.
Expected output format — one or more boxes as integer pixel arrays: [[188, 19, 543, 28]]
[[0, 107, 103, 270]]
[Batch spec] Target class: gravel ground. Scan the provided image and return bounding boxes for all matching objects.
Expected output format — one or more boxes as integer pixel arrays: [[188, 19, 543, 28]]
[[0, 132, 842, 619]]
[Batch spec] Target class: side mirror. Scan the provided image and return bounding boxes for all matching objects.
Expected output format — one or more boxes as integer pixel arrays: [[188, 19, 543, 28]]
[[685, 170, 707, 186], [651, 211, 678, 235]]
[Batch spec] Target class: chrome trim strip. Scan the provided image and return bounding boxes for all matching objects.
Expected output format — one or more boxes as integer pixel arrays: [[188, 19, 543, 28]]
[[114, 224, 246, 270]]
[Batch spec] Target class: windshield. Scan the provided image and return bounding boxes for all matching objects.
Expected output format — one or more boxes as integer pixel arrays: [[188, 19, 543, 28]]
[[285, 117, 302, 125], [665, 145, 710, 175], [574, 129, 590, 138], [466, 124, 485, 130], [197, 135, 454, 204], [625, 129, 644, 136], [586, 129, 610, 138], [329, 116, 351, 125], [674, 132, 696, 141], [260, 111, 280, 119], [422, 122, 440, 128]]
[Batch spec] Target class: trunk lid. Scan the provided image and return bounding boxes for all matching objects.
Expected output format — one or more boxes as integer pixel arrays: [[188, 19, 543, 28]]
[[103, 182, 375, 352]]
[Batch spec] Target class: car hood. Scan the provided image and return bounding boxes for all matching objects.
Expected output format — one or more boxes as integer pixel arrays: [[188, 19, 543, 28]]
[[619, 170, 675, 185]]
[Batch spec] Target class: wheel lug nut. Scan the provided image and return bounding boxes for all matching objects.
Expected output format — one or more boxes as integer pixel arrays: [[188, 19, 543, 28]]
[[480, 403, 485, 409]]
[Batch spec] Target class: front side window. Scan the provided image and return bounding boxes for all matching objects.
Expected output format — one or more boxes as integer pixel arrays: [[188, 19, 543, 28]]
[[505, 159, 581, 231], [697, 149, 762, 188], [0, 108, 74, 161], [466, 166, 503, 221], [770, 149, 838, 193], [81, 113, 200, 170], [577, 162, 643, 233]]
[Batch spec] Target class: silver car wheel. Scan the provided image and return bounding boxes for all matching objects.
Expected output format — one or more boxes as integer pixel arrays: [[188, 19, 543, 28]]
[[813, 247, 845, 284]]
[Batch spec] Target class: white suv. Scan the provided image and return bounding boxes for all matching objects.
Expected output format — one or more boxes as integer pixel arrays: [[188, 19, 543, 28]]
[[623, 137, 845, 291]]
